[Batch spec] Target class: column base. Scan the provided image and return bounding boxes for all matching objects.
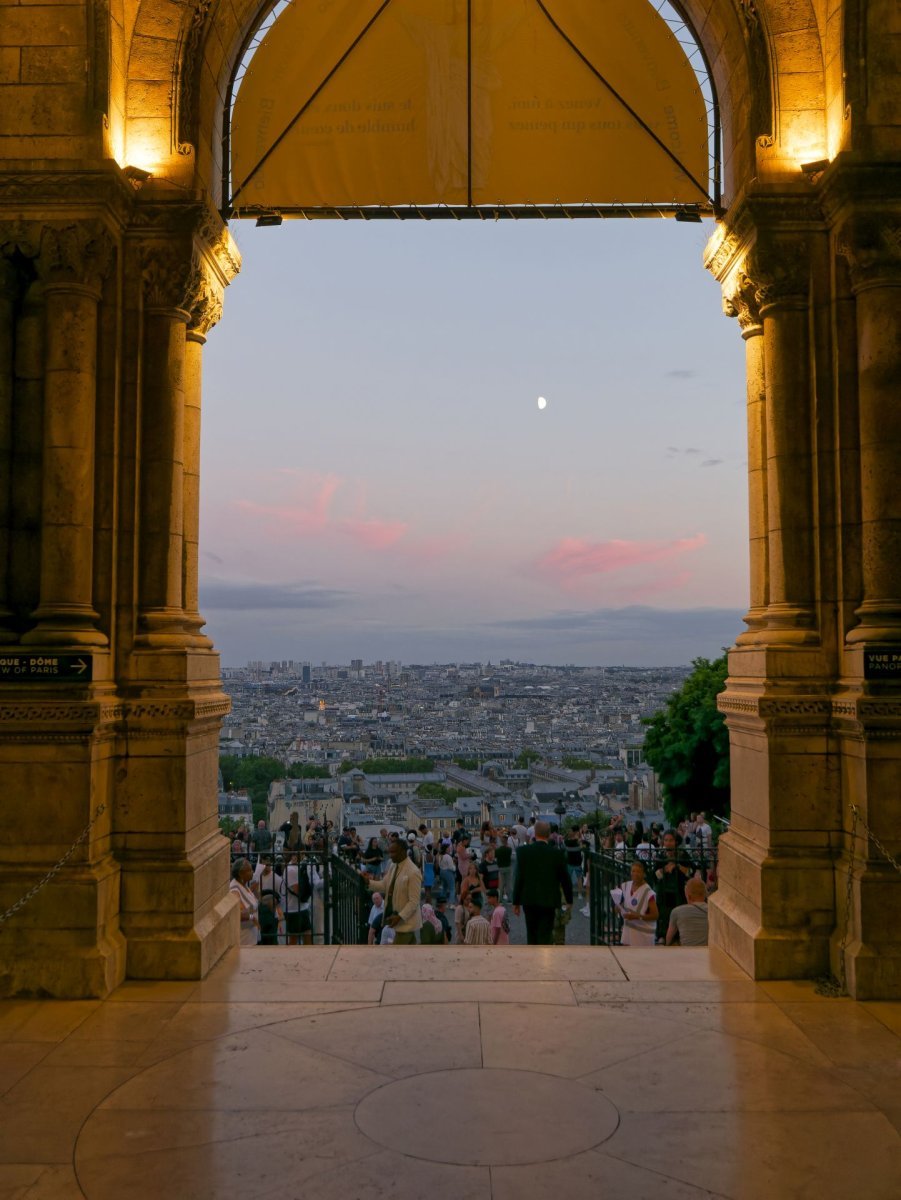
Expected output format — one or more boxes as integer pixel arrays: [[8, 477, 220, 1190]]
[[0, 606, 17, 644], [839, 940, 901, 1000], [734, 607, 768, 645], [709, 832, 834, 980], [0, 858, 126, 999], [762, 604, 819, 645], [134, 608, 192, 649], [21, 606, 108, 647], [125, 892, 239, 980], [845, 600, 901, 644]]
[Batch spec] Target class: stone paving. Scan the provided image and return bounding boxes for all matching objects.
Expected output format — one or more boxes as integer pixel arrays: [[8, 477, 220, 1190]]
[[0, 947, 899, 1199]]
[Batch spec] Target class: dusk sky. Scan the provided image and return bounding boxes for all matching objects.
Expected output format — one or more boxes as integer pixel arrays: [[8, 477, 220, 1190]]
[[200, 216, 748, 666]]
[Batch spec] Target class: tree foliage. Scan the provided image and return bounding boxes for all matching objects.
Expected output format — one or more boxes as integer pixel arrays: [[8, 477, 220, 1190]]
[[287, 763, 331, 779], [416, 782, 469, 803], [563, 756, 595, 771], [515, 749, 541, 768], [453, 756, 479, 771], [642, 654, 730, 826], [339, 756, 435, 775]]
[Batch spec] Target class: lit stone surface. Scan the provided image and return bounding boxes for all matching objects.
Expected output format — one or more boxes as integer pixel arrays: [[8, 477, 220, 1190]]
[[355, 1068, 619, 1165], [0, 948, 895, 1199]]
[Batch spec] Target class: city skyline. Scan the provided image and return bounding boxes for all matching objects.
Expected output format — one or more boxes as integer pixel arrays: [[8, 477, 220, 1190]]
[[200, 216, 748, 666]]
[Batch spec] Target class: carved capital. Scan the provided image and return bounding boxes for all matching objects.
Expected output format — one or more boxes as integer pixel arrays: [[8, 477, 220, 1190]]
[[195, 207, 241, 285], [141, 244, 198, 314], [836, 214, 901, 292], [185, 262, 224, 335], [723, 269, 763, 336], [0, 220, 41, 262], [745, 233, 809, 311], [37, 222, 114, 294]]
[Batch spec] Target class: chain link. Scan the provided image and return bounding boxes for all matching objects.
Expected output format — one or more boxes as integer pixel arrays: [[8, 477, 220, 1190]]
[[815, 802, 899, 996], [0, 804, 106, 925]]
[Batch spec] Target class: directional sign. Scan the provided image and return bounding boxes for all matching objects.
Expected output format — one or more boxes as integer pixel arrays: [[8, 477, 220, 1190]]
[[0, 654, 93, 682], [863, 650, 901, 681]]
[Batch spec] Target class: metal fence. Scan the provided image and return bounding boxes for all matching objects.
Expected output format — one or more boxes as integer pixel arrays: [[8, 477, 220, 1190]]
[[588, 845, 717, 946], [232, 846, 370, 946]]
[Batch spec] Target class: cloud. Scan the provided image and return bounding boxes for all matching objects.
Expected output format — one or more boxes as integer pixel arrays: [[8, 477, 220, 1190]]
[[665, 369, 697, 379], [485, 604, 740, 644], [235, 474, 409, 551], [533, 533, 706, 589], [199, 578, 350, 610], [701, 458, 723, 468]]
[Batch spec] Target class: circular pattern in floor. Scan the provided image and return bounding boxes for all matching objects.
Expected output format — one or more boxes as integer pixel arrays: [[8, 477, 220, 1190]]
[[354, 1067, 620, 1165]]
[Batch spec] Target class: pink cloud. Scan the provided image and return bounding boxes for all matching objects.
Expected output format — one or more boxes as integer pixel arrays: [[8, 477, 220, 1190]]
[[234, 474, 414, 553], [534, 533, 706, 590]]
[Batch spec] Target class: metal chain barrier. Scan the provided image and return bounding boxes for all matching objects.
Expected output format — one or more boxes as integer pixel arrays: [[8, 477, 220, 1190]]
[[815, 803, 900, 996], [0, 804, 106, 925]]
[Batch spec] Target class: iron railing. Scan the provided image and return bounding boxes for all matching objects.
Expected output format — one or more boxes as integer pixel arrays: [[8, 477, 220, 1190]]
[[234, 846, 370, 946], [588, 845, 717, 946]]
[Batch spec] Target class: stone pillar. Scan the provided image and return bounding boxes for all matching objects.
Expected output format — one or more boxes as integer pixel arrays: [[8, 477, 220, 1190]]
[[724, 272, 768, 642], [115, 219, 239, 980], [22, 224, 110, 647], [749, 233, 817, 645], [0, 256, 18, 642], [181, 279, 221, 647], [0, 222, 125, 998], [831, 213, 901, 998], [135, 247, 192, 647], [838, 216, 901, 645], [705, 214, 838, 984]]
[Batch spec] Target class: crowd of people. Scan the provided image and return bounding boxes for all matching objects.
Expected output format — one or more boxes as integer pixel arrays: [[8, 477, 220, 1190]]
[[225, 809, 715, 949]]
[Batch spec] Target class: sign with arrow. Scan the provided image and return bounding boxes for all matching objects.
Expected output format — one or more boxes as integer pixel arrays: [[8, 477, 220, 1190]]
[[0, 654, 93, 682]]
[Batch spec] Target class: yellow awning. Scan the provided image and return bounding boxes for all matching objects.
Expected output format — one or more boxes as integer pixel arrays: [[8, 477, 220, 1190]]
[[230, 0, 711, 214]]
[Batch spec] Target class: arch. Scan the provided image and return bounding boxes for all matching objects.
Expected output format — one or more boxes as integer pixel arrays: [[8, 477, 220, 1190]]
[[118, 0, 798, 211]]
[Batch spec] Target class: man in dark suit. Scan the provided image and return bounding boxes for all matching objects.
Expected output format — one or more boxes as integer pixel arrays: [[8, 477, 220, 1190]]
[[512, 821, 573, 945]]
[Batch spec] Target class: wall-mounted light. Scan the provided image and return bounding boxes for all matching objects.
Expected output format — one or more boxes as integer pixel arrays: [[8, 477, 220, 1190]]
[[123, 164, 153, 187], [674, 208, 703, 224], [255, 213, 283, 227], [800, 159, 830, 178]]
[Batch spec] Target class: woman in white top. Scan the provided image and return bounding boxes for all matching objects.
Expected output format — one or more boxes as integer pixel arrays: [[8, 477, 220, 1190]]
[[230, 858, 260, 946], [618, 860, 658, 947]]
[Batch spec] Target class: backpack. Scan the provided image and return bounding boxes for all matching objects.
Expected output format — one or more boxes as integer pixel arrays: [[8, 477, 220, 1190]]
[[292, 865, 312, 904], [501, 913, 511, 935]]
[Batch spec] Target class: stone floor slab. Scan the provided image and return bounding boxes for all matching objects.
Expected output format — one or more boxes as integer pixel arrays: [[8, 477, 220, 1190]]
[[380, 981, 576, 1005], [480, 1001, 693, 1077], [492, 1148, 723, 1200], [606, 1110, 901, 1200], [572, 979, 763, 1004], [328, 946, 625, 982], [611, 947, 750, 981], [584, 1028, 876, 1113], [0, 1163, 84, 1199], [0, 1001, 99, 1044], [268, 1001, 482, 1078], [355, 1068, 618, 1166]]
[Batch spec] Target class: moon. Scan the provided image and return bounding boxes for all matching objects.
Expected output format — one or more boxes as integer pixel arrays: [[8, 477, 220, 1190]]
[[537, 396, 547, 410]]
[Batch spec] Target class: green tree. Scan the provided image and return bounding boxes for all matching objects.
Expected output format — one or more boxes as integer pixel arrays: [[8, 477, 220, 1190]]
[[339, 756, 435, 775], [219, 755, 286, 823], [515, 749, 541, 769], [642, 654, 730, 826], [453, 756, 479, 771], [563, 756, 595, 771], [416, 782, 469, 803], [287, 763, 331, 779]]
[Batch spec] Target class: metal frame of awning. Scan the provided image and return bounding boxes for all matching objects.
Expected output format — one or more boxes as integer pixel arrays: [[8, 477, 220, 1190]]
[[231, 202, 713, 221], [222, 0, 721, 222]]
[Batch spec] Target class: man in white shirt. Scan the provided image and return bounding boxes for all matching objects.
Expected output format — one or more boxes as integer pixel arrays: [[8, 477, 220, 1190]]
[[281, 854, 319, 946]]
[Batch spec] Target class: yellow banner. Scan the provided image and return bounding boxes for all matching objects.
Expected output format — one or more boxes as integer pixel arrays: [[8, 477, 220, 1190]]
[[231, 0, 709, 211]]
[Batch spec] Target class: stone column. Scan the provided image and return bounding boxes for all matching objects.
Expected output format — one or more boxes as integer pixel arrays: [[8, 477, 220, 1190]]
[[838, 216, 901, 644], [135, 246, 193, 646], [748, 233, 817, 644], [724, 272, 768, 642], [831, 214, 901, 999], [181, 277, 222, 647], [22, 224, 111, 647], [0, 255, 19, 642]]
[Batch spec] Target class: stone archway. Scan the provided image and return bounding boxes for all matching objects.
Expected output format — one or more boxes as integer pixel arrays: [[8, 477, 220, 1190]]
[[0, 1, 898, 999]]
